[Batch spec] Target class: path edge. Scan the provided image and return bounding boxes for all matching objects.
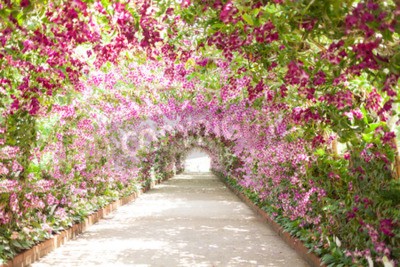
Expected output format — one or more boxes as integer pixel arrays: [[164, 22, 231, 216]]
[[216, 172, 326, 267], [1, 174, 173, 267]]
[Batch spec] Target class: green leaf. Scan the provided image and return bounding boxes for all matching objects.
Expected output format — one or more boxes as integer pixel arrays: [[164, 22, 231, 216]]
[[360, 105, 368, 124], [389, 52, 400, 75], [315, 148, 325, 156], [11, 240, 23, 249], [362, 132, 373, 143], [242, 14, 254, 26], [252, 97, 264, 109], [100, 0, 110, 10], [365, 122, 383, 134]]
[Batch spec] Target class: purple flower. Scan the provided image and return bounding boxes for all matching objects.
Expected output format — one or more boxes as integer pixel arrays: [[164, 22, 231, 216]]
[[181, 0, 190, 8], [196, 58, 209, 67], [219, 1, 238, 24], [347, 211, 356, 219], [20, 0, 29, 8], [313, 71, 326, 86], [351, 109, 363, 120], [381, 131, 395, 145], [29, 97, 40, 115], [380, 219, 395, 237]]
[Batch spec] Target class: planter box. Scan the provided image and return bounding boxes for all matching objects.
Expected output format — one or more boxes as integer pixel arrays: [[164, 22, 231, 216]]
[[1, 175, 175, 267], [218, 175, 325, 267]]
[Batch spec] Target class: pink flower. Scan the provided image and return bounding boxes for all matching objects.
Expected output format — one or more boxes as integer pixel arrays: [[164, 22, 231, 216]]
[[344, 111, 353, 121], [20, 0, 29, 8], [219, 1, 238, 24], [351, 109, 363, 120], [285, 61, 309, 86], [381, 131, 395, 145], [313, 71, 326, 86], [380, 219, 395, 237], [0, 163, 9, 176], [254, 21, 278, 44], [10, 95, 19, 112], [181, 0, 190, 8], [10, 232, 19, 240], [46, 194, 58, 206], [55, 208, 68, 220], [29, 97, 40, 115], [9, 193, 19, 212], [312, 135, 325, 148]]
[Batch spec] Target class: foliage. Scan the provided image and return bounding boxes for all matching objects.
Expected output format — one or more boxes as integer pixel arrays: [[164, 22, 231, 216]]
[[0, 0, 399, 266]]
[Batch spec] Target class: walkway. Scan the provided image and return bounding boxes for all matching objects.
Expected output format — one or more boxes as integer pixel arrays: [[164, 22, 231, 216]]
[[32, 173, 309, 267]]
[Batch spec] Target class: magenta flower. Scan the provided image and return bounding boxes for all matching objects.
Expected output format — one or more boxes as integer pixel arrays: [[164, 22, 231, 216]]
[[381, 131, 395, 145], [29, 97, 40, 115], [351, 109, 363, 120], [20, 0, 29, 8], [181, 0, 190, 8], [380, 219, 395, 237], [219, 1, 238, 24]]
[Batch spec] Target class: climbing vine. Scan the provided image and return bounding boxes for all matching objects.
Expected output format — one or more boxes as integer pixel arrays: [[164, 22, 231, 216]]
[[0, 0, 399, 266]]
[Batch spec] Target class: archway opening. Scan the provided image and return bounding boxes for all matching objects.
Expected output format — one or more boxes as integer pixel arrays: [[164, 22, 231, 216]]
[[183, 148, 211, 173]]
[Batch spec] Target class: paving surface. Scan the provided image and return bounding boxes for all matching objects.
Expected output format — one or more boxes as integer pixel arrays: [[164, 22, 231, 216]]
[[32, 173, 309, 267]]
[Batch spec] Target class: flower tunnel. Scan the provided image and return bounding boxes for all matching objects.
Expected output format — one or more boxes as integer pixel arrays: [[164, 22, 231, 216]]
[[180, 148, 211, 172], [0, 0, 399, 266]]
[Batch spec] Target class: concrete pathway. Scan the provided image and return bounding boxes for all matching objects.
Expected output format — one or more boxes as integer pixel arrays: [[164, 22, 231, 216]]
[[32, 173, 309, 267]]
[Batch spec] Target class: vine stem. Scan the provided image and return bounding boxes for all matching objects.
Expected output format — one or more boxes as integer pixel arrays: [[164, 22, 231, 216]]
[[303, 0, 316, 14]]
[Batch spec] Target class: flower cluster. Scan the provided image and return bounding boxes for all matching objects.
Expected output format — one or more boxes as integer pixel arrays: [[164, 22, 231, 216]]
[[0, 0, 399, 265]]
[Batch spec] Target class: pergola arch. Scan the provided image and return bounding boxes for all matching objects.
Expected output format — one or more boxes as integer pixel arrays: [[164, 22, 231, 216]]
[[0, 1, 398, 265]]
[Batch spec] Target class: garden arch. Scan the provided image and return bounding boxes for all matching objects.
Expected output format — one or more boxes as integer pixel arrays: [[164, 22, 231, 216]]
[[0, 1, 399, 266]]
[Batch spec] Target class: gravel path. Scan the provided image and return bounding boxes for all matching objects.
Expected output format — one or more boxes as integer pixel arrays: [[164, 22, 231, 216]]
[[32, 173, 309, 267]]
